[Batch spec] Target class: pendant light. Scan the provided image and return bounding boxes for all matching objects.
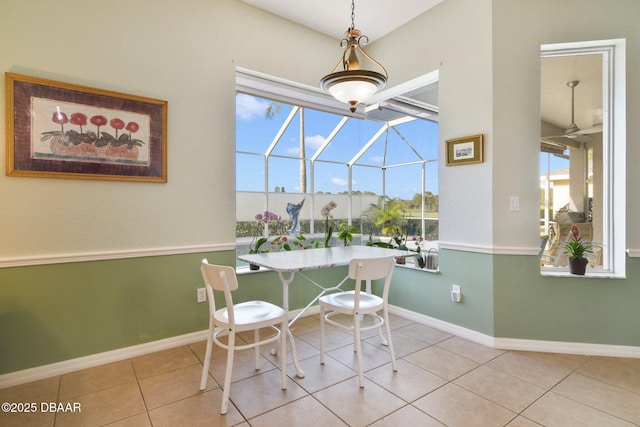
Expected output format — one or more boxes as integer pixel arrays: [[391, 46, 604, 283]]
[[320, 0, 388, 113]]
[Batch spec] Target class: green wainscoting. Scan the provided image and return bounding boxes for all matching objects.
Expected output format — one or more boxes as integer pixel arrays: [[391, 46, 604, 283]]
[[1, 248, 638, 375], [0, 251, 349, 374], [493, 254, 640, 346], [387, 250, 495, 336]]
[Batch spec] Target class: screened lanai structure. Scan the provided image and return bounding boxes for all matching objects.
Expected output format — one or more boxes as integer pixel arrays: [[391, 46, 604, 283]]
[[235, 71, 440, 259]]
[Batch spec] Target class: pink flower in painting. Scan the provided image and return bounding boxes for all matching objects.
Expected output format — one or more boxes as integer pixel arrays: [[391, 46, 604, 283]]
[[70, 112, 87, 133], [90, 115, 107, 134], [125, 122, 139, 134], [52, 111, 68, 132], [110, 118, 125, 137]]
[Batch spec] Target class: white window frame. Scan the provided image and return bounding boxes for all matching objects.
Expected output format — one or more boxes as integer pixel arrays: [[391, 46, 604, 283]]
[[541, 38, 626, 278]]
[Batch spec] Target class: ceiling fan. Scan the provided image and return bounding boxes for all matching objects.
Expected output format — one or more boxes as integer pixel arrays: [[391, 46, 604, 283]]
[[541, 80, 602, 154]]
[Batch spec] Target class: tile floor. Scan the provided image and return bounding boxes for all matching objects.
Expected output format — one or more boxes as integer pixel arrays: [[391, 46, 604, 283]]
[[1, 314, 639, 426]]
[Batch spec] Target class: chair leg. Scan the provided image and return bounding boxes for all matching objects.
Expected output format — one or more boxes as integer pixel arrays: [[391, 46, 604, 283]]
[[376, 317, 389, 346], [383, 308, 397, 372], [319, 304, 326, 365], [220, 331, 235, 415], [280, 319, 287, 390], [353, 313, 364, 388], [199, 320, 214, 390], [254, 329, 260, 371]]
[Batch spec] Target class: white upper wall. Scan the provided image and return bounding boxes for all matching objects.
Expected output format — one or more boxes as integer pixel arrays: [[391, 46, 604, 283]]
[[1, 0, 638, 260]]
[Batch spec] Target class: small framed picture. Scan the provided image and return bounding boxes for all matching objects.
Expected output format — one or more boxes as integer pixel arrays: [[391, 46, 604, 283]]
[[445, 134, 483, 166], [5, 73, 167, 182]]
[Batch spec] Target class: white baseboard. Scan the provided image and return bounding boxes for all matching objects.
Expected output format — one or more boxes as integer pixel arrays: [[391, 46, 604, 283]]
[[0, 330, 209, 389], [2, 305, 638, 389], [388, 305, 640, 359]]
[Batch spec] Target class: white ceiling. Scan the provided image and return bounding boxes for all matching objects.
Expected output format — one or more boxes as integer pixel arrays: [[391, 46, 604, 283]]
[[239, 0, 602, 135], [239, 0, 445, 42]]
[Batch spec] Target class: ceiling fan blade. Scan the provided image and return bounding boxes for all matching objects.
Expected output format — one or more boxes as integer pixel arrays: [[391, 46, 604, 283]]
[[575, 124, 602, 135]]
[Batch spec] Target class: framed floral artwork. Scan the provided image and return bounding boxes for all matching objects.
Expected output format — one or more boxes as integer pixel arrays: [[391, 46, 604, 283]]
[[5, 73, 167, 182]]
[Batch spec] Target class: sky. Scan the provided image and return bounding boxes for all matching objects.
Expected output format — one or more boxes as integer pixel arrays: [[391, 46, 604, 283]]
[[235, 93, 440, 200]]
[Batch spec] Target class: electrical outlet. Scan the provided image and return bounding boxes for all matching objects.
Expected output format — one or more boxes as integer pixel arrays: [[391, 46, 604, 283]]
[[451, 284, 462, 303], [197, 287, 206, 303]]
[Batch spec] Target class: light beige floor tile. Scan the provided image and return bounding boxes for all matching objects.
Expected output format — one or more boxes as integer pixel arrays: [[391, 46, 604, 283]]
[[54, 382, 146, 427], [132, 346, 200, 379], [139, 363, 217, 409], [524, 350, 588, 371], [552, 372, 640, 424], [259, 333, 320, 365], [289, 314, 322, 335], [189, 339, 231, 363], [404, 346, 479, 381], [248, 395, 348, 427], [204, 347, 277, 385], [0, 377, 59, 427], [486, 351, 577, 389], [454, 365, 547, 412], [296, 325, 354, 351], [148, 389, 245, 427], [369, 404, 445, 427], [228, 369, 308, 419], [327, 340, 394, 373], [413, 383, 516, 427], [289, 354, 356, 393], [104, 412, 151, 427], [386, 313, 416, 330], [0, 375, 59, 404], [59, 360, 135, 400], [365, 329, 431, 358], [313, 377, 406, 427], [395, 323, 453, 344], [437, 336, 505, 363], [0, 407, 55, 427], [600, 356, 640, 370], [505, 416, 544, 427], [577, 357, 640, 394], [523, 391, 636, 427], [365, 359, 448, 402]]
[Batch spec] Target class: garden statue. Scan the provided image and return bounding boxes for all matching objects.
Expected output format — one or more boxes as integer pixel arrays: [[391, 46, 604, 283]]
[[286, 199, 305, 234]]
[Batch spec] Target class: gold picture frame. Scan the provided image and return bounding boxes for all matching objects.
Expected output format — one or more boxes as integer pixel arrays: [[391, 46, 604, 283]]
[[6, 73, 167, 182], [445, 134, 483, 166]]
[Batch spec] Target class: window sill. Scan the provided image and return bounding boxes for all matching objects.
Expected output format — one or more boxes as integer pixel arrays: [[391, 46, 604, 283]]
[[395, 262, 440, 273], [540, 269, 625, 279]]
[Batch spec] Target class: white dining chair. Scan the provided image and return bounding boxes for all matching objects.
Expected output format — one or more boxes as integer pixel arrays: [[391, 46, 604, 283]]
[[199, 259, 287, 414], [319, 256, 397, 387]]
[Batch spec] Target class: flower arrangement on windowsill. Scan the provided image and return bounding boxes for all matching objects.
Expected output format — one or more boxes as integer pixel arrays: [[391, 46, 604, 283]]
[[321, 201, 337, 247], [248, 211, 281, 270], [560, 224, 593, 275]]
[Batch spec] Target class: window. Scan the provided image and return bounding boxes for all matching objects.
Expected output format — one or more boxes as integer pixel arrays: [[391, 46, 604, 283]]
[[540, 39, 626, 277], [235, 70, 439, 263]]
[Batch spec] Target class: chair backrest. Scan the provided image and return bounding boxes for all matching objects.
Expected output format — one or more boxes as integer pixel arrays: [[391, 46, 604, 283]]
[[348, 256, 395, 303], [200, 259, 238, 324]]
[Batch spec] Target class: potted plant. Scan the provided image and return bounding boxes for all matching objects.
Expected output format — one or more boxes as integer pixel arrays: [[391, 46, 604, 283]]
[[337, 222, 358, 246], [560, 224, 593, 275], [248, 237, 268, 270]]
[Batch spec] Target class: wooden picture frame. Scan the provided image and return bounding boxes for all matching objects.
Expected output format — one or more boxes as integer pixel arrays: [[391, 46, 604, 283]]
[[5, 73, 167, 182], [445, 134, 483, 166]]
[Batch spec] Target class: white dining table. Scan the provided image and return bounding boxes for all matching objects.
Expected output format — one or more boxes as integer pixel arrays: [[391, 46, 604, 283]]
[[238, 245, 414, 378]]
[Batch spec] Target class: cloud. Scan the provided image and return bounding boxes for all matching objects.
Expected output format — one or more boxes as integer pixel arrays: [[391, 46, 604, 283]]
[[305, 134, 326, 149], [369, 155, 385, 164], [236, 94, 268, 120], [331, 177, 347, 186]]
